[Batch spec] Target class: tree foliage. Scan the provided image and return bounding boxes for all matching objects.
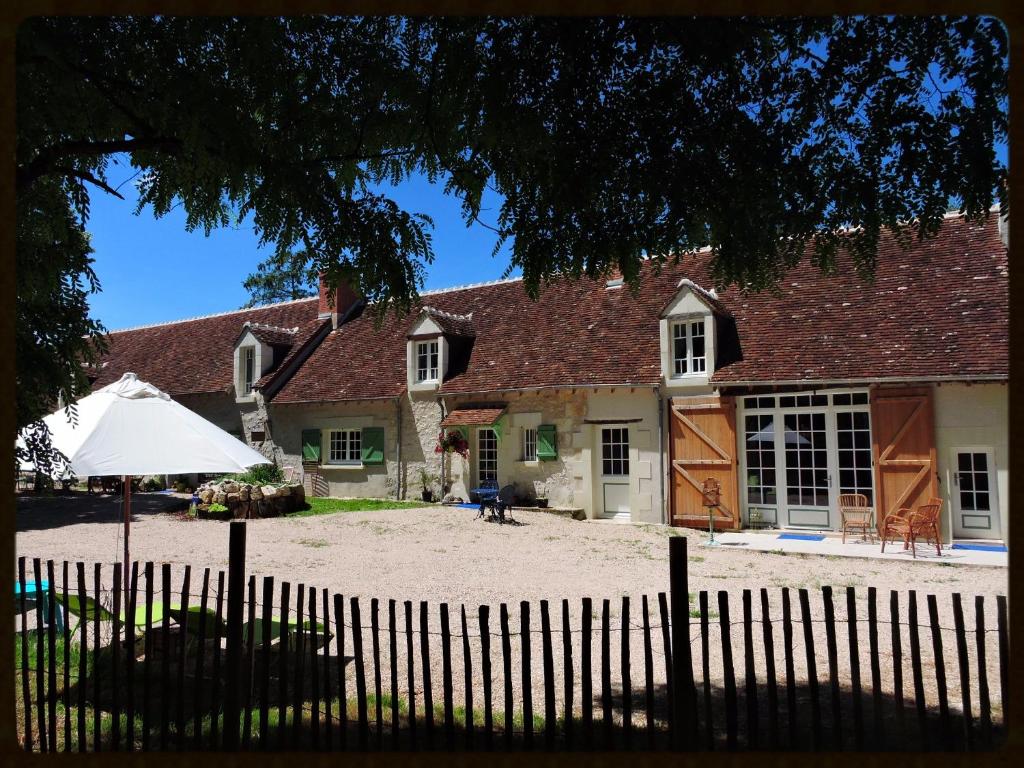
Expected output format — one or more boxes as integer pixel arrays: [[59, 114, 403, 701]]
[[241, 250, 317, 308], [15, 16, 1008, 462]]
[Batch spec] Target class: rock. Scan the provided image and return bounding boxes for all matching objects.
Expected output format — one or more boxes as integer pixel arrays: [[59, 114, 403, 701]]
[[288, 483, 305, 502], [223, 481, 240, 494], [239, 486, 250, 501], [261, 485, 278, 500], [226, 492, 240, 505], [213, 491, 227, 505], [250, 485, 263, 501], [199, 488, 214, 504]]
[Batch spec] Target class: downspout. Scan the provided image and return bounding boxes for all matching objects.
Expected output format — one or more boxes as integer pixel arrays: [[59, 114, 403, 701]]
[[438, 397, 448, 496], [395, 396, 402, 500], [656, 386, 666, 525]]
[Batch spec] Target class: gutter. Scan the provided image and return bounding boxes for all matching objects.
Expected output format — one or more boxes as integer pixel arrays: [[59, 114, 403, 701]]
[[395, 396, 402, 500], [715, 374, 1008, 388], [656, 386, 666, 526], [439, 381, 660, 398]]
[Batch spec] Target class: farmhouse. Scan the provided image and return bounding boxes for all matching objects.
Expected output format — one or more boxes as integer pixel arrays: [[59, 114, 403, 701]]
[[90, 212, 1009, 542]]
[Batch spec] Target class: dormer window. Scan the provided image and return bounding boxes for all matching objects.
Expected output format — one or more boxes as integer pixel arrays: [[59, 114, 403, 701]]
[[416, 340, 439, 382], [672, 319, 706, 376], [242, 346, 256, 394]]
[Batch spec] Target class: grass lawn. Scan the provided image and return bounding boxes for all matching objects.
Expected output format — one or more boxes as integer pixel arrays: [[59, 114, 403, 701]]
[[287, 497, 429, 517]]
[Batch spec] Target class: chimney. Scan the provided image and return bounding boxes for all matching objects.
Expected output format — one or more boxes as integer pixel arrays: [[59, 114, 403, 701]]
[[318, 273, 360, 328]]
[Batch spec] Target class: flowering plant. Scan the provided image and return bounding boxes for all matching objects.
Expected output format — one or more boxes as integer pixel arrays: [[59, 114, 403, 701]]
[[435, 429, 470, 459]]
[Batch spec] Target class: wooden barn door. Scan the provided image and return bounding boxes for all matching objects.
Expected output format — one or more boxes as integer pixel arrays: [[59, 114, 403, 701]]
[[669, 396, 739, 529], [871, 387, 939, 532]]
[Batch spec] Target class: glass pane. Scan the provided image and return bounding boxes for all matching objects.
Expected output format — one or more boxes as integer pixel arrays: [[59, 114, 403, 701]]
[[975, 472, 989, 491], [852, 393, 869, 405], [812, 394, 828, 407], [854, 431, 870, 449], [744, 397, 757, 408], [960, 473, 973, 491], [758, 397, 776, 408], [960, 491, 975, 511], [958, 453, 972, 472], [780, 396, 795, 408], [838, 432, 852, 450], [975, 492, 990, 511], [833, 393, 852, 405], [853, 412, 870, 430], [974, 453, 988, 471]]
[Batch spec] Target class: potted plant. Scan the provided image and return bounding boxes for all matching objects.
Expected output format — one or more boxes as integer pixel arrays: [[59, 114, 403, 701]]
[[435, 429, 470, 459], [419, 468, 439, 503]]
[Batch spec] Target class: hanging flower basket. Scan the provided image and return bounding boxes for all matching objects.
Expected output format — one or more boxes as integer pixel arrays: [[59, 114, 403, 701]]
[[435, 429, 470, 459]]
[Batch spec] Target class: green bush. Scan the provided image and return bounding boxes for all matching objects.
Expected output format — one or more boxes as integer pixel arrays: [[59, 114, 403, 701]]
[[208, 503, 228, 513], [216, 462, 284, 487]]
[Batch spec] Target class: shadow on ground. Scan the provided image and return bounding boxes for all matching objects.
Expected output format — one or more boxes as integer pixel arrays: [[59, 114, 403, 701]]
[[17, 492, 189, 532]]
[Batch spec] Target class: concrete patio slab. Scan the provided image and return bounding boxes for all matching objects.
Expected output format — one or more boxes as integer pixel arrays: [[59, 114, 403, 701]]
[[708, 530, 1007, 567]]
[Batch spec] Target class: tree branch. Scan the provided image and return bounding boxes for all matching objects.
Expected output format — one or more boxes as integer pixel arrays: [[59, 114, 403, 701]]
[[17, 137, 183, 192], [53, 166, 126, 199]]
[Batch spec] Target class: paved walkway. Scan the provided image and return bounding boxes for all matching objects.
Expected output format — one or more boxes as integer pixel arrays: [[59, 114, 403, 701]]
[[709, 530, 1007, 567]]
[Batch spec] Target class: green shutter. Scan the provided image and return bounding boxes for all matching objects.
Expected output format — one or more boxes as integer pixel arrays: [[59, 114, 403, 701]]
[[493, 415, 507, 441], [537, 424, 557, 461], [361, 427, 385, 465], [301, 429, 321, 462]]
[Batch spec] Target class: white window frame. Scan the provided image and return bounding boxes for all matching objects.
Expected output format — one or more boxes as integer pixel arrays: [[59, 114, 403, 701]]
[[242, 346, 256, 395], [326, 428, 362, 466], [671, 319, 707, 377], [523, 428, 538, 462], [601, 427, 630, 477], [478, 427, 498, 484], [415, 340, 439, 383]]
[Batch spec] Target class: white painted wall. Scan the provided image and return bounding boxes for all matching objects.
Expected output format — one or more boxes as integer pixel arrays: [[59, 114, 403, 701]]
[[933, 382, 1009, 541]]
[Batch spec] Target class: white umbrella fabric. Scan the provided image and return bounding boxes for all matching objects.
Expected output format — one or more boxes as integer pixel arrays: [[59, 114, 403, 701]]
[[18, 372, 270, 604]]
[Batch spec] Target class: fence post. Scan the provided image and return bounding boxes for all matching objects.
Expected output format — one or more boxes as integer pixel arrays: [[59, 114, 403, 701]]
[[223, 520, 247, 750], [669, 536, 693, 750]]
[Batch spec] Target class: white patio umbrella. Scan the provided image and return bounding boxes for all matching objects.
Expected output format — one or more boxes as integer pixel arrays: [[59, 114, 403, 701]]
[[17, 372, 270, 605]]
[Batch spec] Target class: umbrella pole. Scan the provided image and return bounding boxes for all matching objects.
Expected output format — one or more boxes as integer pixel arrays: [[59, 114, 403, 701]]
[[124, 474, 131, 622]]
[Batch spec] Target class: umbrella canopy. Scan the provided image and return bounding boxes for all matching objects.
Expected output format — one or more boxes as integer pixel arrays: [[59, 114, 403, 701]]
[[19, 372, 270, 476]]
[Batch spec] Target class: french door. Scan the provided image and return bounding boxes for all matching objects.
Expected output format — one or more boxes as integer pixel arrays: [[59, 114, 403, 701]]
[[739, 391, 875, 530], [951, 448, 1000, 539], [477, 428, 498, 484], [600, 426, 631, 519]]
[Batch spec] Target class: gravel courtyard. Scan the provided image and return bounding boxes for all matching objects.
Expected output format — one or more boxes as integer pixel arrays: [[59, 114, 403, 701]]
[[16, 494, 1008, 745]]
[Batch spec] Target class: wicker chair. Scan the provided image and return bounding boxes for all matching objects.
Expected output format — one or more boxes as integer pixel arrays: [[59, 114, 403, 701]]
[[907, 501, 943, 558], [838, 493, 873, 543], [880, 506, 914, 553]]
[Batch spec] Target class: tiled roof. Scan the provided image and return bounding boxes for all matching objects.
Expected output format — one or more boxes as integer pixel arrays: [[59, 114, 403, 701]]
[[419, 306, 476, 338], [91, 298, 320, 395], [441, 407, 507, 427], [273, 213, 1006, 403], [244, 321, 300, 347]]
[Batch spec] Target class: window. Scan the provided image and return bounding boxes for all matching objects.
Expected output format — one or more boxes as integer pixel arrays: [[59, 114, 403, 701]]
[[783, 413, 829, 507], [415, 340, 439, 382], [327, 429, 362, 464], [671, 320, 706, 376], [836, 410, 873, 504], [478, 428, 498, 483], [744, 414, 777, 505], [601, 427, 630, 476], [957, 451, 991, 512], [242, 347, 255, 395], [523, 428, 538, 461]]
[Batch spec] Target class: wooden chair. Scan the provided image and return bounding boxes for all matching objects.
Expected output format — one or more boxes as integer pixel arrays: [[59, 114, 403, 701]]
[[838, 493, 873, 543], [907, 501, 943, 559], [880, 506, 914, 553]]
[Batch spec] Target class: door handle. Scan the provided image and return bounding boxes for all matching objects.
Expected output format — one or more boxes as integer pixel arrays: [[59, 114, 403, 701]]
[[953, 472, 959, 487]]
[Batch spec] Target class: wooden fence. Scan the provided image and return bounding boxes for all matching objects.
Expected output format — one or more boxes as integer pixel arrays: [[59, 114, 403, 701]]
[[15, 526, 1008, 751]]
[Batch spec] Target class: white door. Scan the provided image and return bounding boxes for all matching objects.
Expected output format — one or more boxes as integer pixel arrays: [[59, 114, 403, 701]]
[[600, 426, 631, 519], [477, 428, 498, 485], [781, 412, 833, 528], [951, 448, 1000, 539]]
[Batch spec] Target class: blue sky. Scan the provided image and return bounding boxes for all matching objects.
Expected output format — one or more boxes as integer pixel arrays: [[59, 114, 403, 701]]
[[86, 158, 515, 330]]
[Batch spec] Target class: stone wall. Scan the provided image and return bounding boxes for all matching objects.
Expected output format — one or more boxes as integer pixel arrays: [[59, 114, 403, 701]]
[[195, 479, 305, 519]]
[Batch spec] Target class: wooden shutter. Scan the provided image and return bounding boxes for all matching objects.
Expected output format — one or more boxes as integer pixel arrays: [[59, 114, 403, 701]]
[[360, 427, 386, 465], [669, 395, 739, 529], [301, 429, 321, 462], [537, 424, 558, 461], [871, 387, 938, 528]]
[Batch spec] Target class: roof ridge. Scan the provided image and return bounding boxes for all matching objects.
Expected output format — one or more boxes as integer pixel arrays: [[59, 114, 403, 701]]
[[419, 275, 523, 296], [245, 320, 300, 334], [421, 305, 474, 322], [106, 295, 319, 334]]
